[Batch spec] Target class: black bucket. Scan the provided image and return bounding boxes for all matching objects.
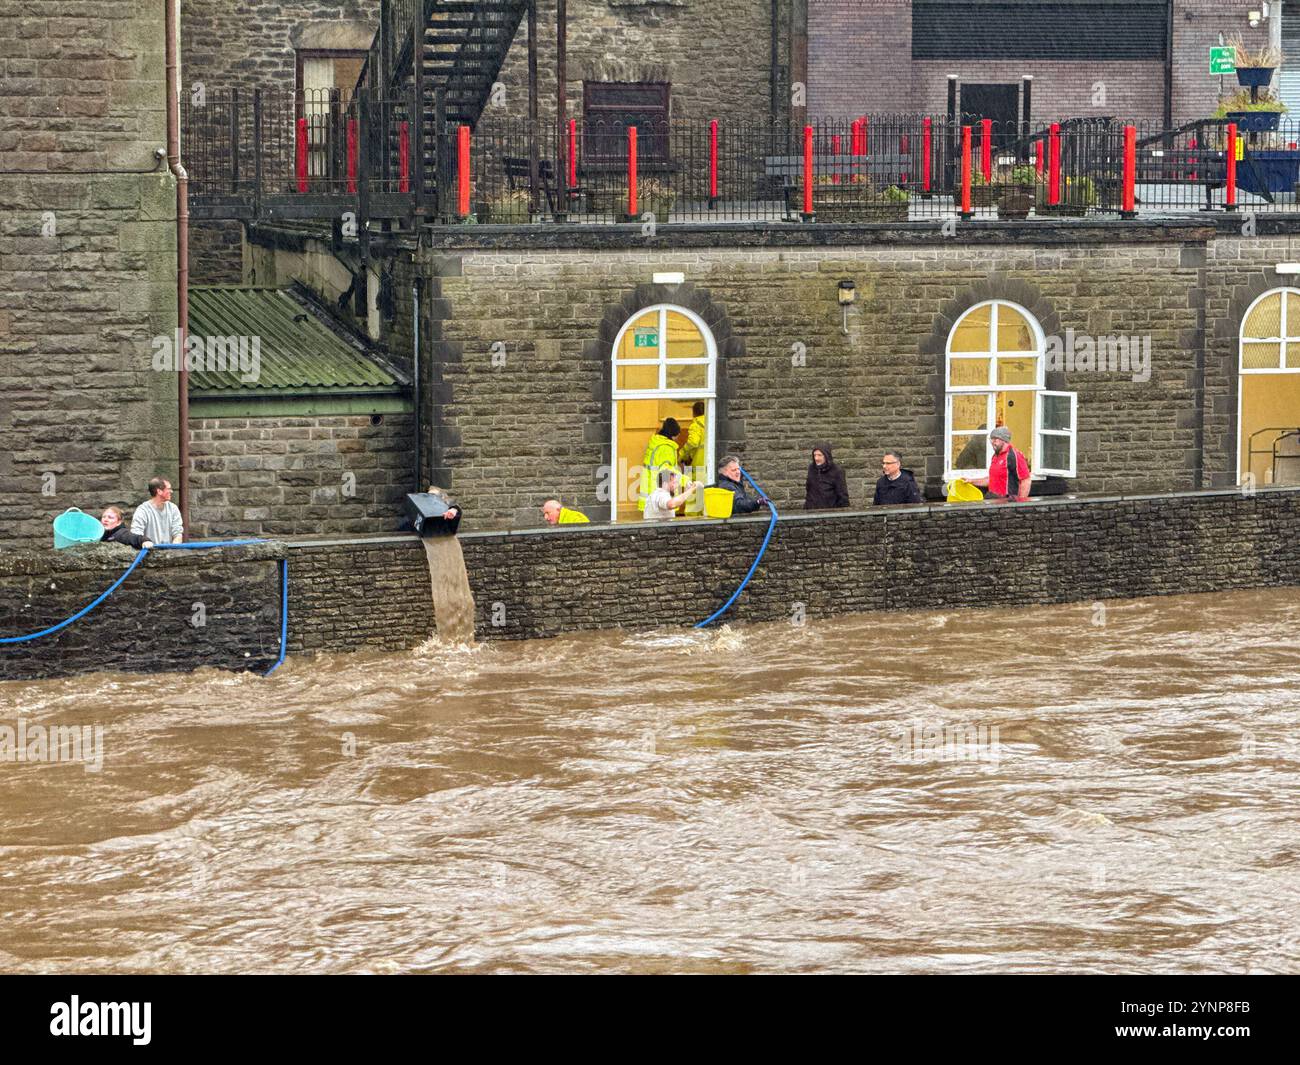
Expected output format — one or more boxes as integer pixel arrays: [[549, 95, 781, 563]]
[[404, 492, 462, 537]]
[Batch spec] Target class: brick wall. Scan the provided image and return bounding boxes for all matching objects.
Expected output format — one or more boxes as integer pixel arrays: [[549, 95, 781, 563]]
[[0, 0, 178, 550], [188, 413, 416, 538], [809, 1, 1275, 125]]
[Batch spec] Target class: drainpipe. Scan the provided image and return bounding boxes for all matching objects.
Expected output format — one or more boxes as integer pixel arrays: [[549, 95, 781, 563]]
[[412, 277, 422, 490], [165, 0, 190, 535]]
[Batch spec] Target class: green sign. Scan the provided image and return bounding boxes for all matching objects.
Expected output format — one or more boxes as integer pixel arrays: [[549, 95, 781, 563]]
[[1211, 47, 1236, 75], [633, 328, 659, 348]]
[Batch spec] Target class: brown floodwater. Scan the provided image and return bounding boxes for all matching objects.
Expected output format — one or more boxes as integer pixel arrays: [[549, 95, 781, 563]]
[[1, 589, 1298, 974]]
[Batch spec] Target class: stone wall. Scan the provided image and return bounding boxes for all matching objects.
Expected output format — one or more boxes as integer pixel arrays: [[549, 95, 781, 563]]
[[0, 542, 284, 682], [417, 224, 1206, 526], [5, 488, 1298, 680], [188, 413, 416, 538], [0, 0, 179, 550]]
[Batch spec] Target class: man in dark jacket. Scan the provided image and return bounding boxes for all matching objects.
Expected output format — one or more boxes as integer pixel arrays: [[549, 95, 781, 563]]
[[873, 450, 923, 505], [715, 455, 768, 514], [805, 442, 850, 510]]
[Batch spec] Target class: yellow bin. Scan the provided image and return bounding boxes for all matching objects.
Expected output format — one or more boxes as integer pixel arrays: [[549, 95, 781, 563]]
[[946, 478, 984, 503], [703, 487, 735, 518]]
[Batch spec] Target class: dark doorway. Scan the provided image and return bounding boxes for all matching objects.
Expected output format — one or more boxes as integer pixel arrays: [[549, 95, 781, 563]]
[[960, 83, 1019, 147]]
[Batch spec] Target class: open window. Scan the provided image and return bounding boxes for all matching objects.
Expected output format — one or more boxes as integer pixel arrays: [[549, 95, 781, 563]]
[[611, 305, 716, 522], [944, 300, 1077, 480]]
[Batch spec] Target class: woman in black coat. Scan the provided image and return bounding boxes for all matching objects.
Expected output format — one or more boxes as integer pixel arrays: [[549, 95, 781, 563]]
[[805, 443, 850, 510], [99, 505, 153, 549]]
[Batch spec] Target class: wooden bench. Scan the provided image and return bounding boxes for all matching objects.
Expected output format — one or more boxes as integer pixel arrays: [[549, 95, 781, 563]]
[[502, 155, 593, 213]]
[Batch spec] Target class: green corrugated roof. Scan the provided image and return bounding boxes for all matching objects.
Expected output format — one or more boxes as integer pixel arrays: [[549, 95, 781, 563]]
[[187, 287, 405, 397]]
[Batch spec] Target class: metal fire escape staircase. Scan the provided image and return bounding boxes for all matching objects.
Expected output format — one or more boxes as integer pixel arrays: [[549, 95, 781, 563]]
[[362, 0, 529, 210]]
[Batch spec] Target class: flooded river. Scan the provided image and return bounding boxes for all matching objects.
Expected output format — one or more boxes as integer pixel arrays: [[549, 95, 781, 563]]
[[1, 589, 1298, 974]]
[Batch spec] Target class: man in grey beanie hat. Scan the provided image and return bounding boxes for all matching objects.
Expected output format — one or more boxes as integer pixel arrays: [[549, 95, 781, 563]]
[[971, 425, 1031, 501]]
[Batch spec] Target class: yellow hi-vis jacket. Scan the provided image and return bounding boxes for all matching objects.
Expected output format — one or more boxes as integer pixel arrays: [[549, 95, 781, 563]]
[[679, 415, 707, 468], [558, 507, 589, 524], [638, 433, 680, 511]]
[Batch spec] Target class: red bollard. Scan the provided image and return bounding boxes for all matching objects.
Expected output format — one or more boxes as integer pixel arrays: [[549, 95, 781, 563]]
[[900, 132, 910, 184], [1048, 123, 1061, 207], [1122, 124, 1136, 216], [457, 124, 470, 218], [295, 117, 308, 193], [346, 119, 358, 194], [981, 117, 993, 183], [709, 119, 719, 201], [961, 124, 972, 218], [628, 126, 638, 217], [922, 117, 932, 193], [1035, 139, 1044, 177], [1226, 123, 1238, 210], [851, 118, 862, 156], [568, 118, 577, 190], [861, 116, 869, 155], [1189, 136, 1198, 182], [398, 120, 410, 194], [831, 133, 841, 184], [803, 124, 814, 218]]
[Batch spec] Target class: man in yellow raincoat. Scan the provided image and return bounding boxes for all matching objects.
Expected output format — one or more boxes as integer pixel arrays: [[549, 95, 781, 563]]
[[638, 418, 681, 512]]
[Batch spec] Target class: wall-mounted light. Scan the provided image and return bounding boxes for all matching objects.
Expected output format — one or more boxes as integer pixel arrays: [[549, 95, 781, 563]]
[[838, 280, 857, 335]]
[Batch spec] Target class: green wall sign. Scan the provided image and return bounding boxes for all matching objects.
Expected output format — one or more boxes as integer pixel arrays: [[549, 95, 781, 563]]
[[1210, 47, 1236, 75], [633, 328, 659, 348]]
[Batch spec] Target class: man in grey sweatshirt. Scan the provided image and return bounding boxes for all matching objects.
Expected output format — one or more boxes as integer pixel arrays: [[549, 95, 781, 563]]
[[130, 476, 184, 544]]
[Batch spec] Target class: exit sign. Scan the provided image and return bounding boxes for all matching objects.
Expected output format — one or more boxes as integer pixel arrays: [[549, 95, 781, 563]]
[[1211, 47, 1236, 75], [633, 328, 659, 348]]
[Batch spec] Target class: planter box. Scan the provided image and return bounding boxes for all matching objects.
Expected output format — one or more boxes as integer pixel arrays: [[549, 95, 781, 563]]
[[969, 184, 997, 207], [1237, 149, 1300, 196], [1237, 66, 1276, 89], [1226, 110, 1283, 133], [999, 186, 1034, 219]]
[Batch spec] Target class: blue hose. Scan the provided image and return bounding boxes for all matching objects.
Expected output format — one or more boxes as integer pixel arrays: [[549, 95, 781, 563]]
[[695, 467, 779, 629], [1, 538, 288, 677], [0, 547, 151, 644]]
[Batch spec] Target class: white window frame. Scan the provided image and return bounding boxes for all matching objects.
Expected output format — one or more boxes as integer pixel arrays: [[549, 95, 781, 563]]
[[1237, 287, 1300, 483], [610, 304, 717, 521], [1036, 390, 1077, 477], [944, 299, 1077, 480]]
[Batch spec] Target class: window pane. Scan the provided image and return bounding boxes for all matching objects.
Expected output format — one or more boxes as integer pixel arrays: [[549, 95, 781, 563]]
[[950, 305, 992, 353], [951, 433, 987, 470], [1244, 293, 1282, 339], [665, 362, 707, 390], [1040, 433, 1071, 472], [1041, 393, 1072, 432], [997, 356, 1037, 386], [1288, 342, 1300, 369], [1242, 342, 1282, 370], [950, 393, 988, 432], [949, 357, 991, 386], [665, 310, 707, 359], [996, 305, 1035, 352], [617, 363, 660, 391], [618, 311, 660, 361], [1288, 292, 1300, 337]]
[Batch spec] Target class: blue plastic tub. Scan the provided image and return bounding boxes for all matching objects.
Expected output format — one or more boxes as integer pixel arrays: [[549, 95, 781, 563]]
[[1236, 150, 1300, 196], [53, 507, 104, 549]]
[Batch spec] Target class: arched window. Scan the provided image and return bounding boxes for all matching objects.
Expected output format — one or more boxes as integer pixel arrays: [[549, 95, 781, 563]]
[[611, 305, 717, 521], [1238, 288, 1300, 485], [944, 299, 1076, 479]]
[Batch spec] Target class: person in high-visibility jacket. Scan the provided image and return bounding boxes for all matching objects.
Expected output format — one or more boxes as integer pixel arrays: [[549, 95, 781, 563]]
[[541, 498, 590, 525], [638, 418, 681, 512], [679, 401, 707, 471]]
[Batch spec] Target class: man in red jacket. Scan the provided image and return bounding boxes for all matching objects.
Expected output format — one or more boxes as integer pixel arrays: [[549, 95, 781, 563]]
[[971, 426, 1031, 502]]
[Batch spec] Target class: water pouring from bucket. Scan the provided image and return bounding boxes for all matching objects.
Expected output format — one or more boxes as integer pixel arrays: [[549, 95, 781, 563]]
[[404, 488, 475, 645]]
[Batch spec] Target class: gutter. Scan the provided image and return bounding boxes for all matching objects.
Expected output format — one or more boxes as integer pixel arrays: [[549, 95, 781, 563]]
[[165, 0, 191, 535]]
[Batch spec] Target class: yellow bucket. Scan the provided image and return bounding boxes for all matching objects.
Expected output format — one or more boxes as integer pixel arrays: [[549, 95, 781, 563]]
[[703, 487, 735, 518], [946, 478, 984, 503]]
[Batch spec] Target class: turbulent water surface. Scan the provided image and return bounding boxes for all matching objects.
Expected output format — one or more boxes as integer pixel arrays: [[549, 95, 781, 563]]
[[1, 589, 1298, 974]]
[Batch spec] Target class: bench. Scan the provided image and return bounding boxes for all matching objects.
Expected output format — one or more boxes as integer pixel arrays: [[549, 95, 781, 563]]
[[502, 156, 593, 213], [763, 152, 911, 214]]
